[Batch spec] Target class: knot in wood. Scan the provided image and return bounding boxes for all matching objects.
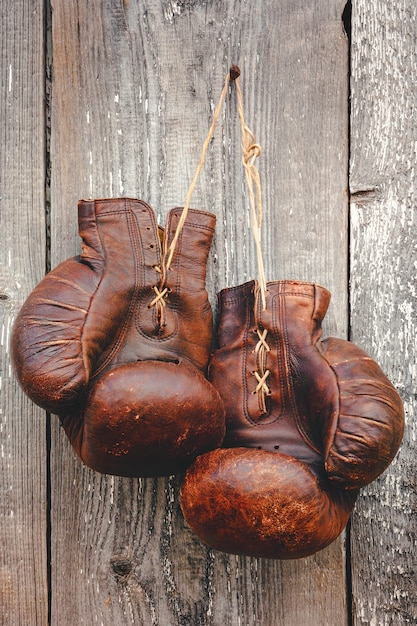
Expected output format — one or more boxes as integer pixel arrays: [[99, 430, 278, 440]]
[[110, 555, 133, 578]]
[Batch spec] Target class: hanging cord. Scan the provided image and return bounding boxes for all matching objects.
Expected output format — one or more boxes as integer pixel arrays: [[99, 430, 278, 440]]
[[165, 70, 232, 271]]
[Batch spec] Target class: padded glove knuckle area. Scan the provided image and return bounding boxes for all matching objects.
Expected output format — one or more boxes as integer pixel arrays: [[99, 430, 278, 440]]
[[74, 361, 225, 477], [180, 448, 356, 559], [321, 338, 405, 489]]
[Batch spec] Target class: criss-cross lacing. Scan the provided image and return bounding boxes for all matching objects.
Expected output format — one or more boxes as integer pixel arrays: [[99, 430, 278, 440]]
[[252, 328, 271, 412], [148, 263, 170, 329]]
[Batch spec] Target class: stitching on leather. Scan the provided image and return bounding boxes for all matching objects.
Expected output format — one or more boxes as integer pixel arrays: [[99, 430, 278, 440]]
[[278, 289, 321, 454], [242, 293, 255, 424], [78, 202, 107, 383], [186, 208, 216, 219], [91, 206, 142, 377], [95, 198, 151, 215], [182, 221, 215, 233], [281, 291, 314, 299], [272, 290, 287, 422]]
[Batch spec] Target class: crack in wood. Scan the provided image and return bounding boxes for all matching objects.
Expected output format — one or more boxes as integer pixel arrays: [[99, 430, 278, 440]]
[[350, 188, 380, 203]]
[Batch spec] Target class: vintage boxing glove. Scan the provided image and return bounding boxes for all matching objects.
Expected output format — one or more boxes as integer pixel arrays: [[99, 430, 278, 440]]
[[180, 280, 404, 559], [12, 198, 225, 477]]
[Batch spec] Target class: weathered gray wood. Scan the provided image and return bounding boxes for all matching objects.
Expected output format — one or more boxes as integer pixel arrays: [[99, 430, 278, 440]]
[[350, 1, 417, 624], [49, 1, 350, 624], [0, 2, 48, 624]]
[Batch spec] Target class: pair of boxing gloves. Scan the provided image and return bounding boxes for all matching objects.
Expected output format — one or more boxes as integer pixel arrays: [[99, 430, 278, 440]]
[[12, 198, 404, 559]]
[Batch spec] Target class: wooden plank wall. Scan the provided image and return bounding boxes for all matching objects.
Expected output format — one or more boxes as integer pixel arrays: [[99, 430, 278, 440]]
[[349, 1, 417, 624], [0, 1, 415, 624], [0, 2, 49, 624]]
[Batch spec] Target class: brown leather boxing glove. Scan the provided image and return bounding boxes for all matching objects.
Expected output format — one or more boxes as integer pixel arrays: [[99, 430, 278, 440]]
[[180, 280, 404, 559], [12, 198, 225, 477]]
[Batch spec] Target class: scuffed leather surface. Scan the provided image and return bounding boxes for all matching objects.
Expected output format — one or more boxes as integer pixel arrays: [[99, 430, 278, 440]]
[[180, 448, 356, 559], [180, 279, 404, 558], [12, 198, 225, 477]]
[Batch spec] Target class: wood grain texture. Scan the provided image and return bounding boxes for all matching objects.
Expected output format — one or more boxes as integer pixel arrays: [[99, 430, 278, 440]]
[[0, 2, 48, 625], [49, 1, 350, 624], [349, 1, 417, 624]]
